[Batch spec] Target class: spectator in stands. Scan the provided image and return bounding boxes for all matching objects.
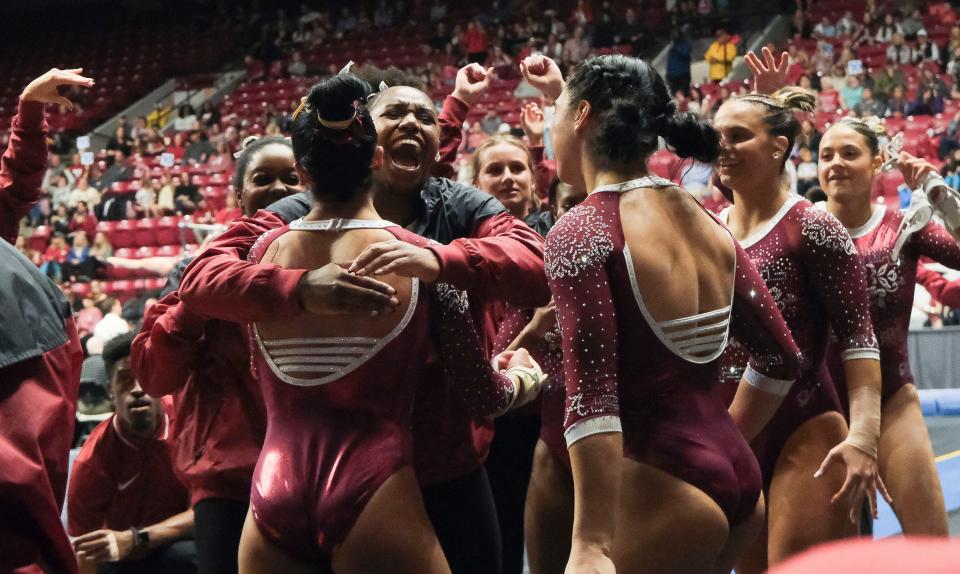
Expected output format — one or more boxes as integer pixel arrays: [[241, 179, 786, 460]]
[[157, 176, 175, 214], [818, 77, 840, 112], [791, 8, 813, 39], [76, 297, 104, 340], [875, 13, 902, 43], [667, 27, 692, 96], [840, 75, 865, 111], [912, 30, 940, 65], [147, 102, 171, 130], [705, 28, 737, 81], [481, 108, 504, 135], [92, 297, 130, 345], [42, 152, 66, 189], [214, 192, 242, 225], [796, 146, 818, 195], [183, 131, 215, 165], [91, 231, 113, 261], [41, 232, 68, 282], [902, 8, 924, 41], [134, 177, 156, 217], [873, 60, 906, 99], [106, 127, 134, 157], [172, 176, 200, 215], [921, 67, 949, 100], [465, 20, 489, 64], [287, 50, 306, 76], [813, 16, 838, 39], [487, 45, 513, 68], [48, 173, 72, 210], [797, 118, 822, 152], [910, 87, 943, 116], [938, 126, 960, 160], [198, 101, 220, 128], [173, 105, 198, 132], [888, 84, 911, 117], [143, 129, 166, 157], [614, 7, 645, 54], [69, 177, 101, 208], [851, 12, 877, 48], [373, 0, 394, 28], [69, 200, 98, 242], [592, 7, 616, 48], [100, 149, 134, 191], [65, 232, 94, 281], [855, 87, 888, 118], [569, 0, 592, 28], [562, 26, 590, 67], [837, 11, 857, 36], [887, 33, 911, 65], [429, 0, 447, 22], [68, 333, 196, 574]]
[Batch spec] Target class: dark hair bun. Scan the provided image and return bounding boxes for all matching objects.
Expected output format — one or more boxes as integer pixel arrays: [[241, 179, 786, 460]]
[[292, 74, 378, 202], [662, 112, 720, 164], [594, 98, 659, 165]]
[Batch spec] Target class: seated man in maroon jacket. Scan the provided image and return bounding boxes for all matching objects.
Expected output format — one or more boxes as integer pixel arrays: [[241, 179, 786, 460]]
[[68, 333, 196, 574]]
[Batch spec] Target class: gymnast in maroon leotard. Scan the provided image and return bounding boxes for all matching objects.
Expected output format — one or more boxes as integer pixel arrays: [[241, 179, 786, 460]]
[[711, 77, 887, 573], [233, 73, 539, 574], [818, 117, 960, 536], [520, 54, 801, 574]]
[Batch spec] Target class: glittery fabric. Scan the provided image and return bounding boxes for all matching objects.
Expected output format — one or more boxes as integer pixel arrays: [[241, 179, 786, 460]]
[[717, 197, 879, 487], [828, 207, 960, 405], [545, 186, 800, 525], [244, 224, 517, 562]]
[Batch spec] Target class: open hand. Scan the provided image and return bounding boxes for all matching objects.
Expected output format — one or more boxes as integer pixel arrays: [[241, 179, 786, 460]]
[[349, 240, 441, 282], [745, 47, 789, 95], [298, 262, 400, 316], [815, 441, 893, 522], [21, 68, 95, 110]]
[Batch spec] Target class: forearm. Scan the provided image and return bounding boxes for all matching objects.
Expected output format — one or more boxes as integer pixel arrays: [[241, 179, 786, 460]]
[[506, 322, 547, 352], [434, 95, 469, 179], [143, 509, 194, 550], [568, 432, 622, 550], [0, 99, 48, 244], [728, 382, 787, 443], [843, 358, 883, 457]]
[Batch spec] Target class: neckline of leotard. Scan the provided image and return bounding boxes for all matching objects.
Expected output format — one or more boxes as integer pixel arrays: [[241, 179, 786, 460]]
[[592, 175, 676, 194], [719, 194, 802, 249], [845, 204, 885, 239], [289, 218, 396, 231]]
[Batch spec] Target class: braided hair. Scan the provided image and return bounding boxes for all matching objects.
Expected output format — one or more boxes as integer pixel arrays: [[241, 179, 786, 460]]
[[736, 87, 816, 171], [291, 74, 377, 202], [825, 116, 885, 156], [565, 55, 719, 168]]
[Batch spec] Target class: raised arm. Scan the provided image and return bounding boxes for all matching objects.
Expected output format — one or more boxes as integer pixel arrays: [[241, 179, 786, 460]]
[[545, 207, 620, 574], [726, 242, 802, 442], [434, 63, 495, 179], [1, 69, 93, 243]]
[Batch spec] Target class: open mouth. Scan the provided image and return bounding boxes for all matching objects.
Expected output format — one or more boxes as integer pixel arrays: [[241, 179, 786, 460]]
[[390, 139, 423, 172]]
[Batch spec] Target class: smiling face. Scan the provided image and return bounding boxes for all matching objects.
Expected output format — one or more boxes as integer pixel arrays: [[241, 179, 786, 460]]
[[475, 141, 535, 218], [240, 143, 304, 215], [713, 100, 788, 194], [369, 86, 441, 194], [818, 124, 882, 204], [111, 357, 162, 437]]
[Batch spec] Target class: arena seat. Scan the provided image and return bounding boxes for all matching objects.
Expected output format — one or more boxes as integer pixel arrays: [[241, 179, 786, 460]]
[[155, 217, 181, 246], [134, 218, 157, 247], [111, 220, 136, 249]]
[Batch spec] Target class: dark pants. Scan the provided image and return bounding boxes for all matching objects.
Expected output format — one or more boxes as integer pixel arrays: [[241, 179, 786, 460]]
[[194, 498, 248, 574], [485, 416, 540, 574], [99, 540, 197, 574], [667, 74, 692, 97], [422, 466, 502, 574]]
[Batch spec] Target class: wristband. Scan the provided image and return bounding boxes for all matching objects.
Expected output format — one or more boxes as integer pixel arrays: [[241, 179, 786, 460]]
[[844, 386, 881, 459]]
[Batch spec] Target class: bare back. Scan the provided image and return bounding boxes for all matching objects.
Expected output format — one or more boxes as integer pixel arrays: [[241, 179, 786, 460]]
[[256, 225, 415, 342], [620, 185, 735, 325]]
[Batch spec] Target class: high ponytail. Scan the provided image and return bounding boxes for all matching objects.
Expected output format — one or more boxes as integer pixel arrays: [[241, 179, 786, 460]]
[[565, 55, 720, 169], [291, 74, 377, 202]]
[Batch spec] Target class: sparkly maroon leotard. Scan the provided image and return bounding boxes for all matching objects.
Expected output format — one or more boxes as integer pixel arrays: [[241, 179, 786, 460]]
[[546, 176, 800, 526], [717, 196, 879, 485], [826, 205, 960, 405], [245, 219, 518, 565]]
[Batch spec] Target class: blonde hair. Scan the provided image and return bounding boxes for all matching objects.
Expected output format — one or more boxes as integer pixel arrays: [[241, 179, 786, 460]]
[[471, 134, 538, 200], [737, 87, 817, 171]]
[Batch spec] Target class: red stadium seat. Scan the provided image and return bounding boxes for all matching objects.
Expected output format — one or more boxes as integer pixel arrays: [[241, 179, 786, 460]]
[[155, 216, 181, 246], [29, 225, 51, 252], [105, 280, 135, 301], [134, 218, 157, 247], [111, 220, 136, 249], [155, 245, 181, 258]]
